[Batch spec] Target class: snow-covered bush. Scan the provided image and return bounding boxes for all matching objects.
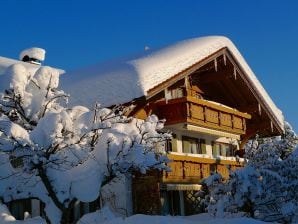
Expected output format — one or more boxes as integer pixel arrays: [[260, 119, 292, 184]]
[[0, 63, 170, 223], [203, 123, 298, 223]]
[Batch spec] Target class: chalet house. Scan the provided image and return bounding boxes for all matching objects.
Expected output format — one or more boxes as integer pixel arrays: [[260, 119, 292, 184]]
[[0, 36, 284, 219], [61, 36, 284, 216]]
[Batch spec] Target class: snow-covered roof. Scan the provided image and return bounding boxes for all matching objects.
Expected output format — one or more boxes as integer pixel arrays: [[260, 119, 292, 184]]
[[60, 36, 284, 131], [0, 55, 65, 97], [19, 47, 46, 62], [0, 55, 64, 76]]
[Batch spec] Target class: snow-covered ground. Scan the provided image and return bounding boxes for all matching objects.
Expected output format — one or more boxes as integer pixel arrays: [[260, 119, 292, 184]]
[[79, 211, 267, 224], [75, 206, 266, 224], [121, 214, 267, 224], [0, 203, 266, 224]]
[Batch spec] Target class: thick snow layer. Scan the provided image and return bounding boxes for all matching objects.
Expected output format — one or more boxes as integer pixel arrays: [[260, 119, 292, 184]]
[[77, 206, 119, 224], [19, 48, 46, 61], [61, 36, 283, 131], [79, 210, 267, 224], [0, 56, 64, 77]]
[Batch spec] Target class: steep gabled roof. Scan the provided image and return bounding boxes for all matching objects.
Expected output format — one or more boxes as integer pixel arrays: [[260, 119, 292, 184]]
[[60, 36, 284, 132]]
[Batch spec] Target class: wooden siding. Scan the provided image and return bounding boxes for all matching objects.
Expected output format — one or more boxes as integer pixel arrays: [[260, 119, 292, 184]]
[[154, 96, 251, 135], [163, 153, 243, 183]]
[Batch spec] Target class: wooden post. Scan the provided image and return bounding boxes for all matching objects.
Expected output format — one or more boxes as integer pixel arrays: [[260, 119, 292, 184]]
[[184, 76, 190, 96], [165, 88, 169, 104]]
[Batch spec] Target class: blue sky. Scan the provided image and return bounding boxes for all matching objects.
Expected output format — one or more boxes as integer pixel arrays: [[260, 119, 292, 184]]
[[1, 0, 297, 132]]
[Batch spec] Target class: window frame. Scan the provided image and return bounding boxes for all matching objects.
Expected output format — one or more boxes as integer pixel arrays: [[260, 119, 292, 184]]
[[182, 136, 206, 154], [212, 141, 235, 157]]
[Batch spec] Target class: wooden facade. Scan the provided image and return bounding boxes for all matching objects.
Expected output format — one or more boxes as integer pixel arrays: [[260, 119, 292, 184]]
[[130, 47, 283, 216], [153, 96, 251, 135], [163, 153, 242, 183], [132, 154, 243, 215]]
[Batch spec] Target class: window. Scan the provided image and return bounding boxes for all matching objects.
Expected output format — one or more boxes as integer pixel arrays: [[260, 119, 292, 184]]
[[212, 142, 235, 157], [166, 79, 186, 100], [182, 136, 206, 154], [161, 190, 203, 216], [169, 88, 184, 99], [165, 134, 177, 152], [161, 190, 181, 216], [165, 139, 172, 152], [8, 199, 45, 220]]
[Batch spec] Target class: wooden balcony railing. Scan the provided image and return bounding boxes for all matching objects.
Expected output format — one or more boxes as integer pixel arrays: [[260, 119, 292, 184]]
[[154, 96, 251, 135], [163, 153, 243, 183]]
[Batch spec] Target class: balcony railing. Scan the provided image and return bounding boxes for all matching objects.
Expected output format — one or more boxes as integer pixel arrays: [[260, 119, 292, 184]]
[[163, 153, 243, 183], [153, 96, 251, 135]]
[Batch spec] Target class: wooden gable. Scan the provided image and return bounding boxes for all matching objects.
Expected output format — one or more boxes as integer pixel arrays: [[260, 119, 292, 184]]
[[130, 48, 283, 141]]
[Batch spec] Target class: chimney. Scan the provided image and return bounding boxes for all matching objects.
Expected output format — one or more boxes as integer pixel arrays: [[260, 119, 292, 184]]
[[19, 47, 46, 65]]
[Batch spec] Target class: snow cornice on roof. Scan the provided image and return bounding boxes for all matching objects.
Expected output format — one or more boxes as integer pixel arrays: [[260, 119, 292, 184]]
[[61, 36, 284, 133]]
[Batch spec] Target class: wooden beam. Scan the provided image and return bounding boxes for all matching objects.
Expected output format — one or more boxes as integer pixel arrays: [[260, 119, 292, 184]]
[[244, 121, 271, 137], [240, 121, 271, 149], [238, 104, 259, 114]]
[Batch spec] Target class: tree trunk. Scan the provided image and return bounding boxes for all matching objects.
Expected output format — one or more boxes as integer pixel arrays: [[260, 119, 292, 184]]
[[61, 208, 72, 224], [61, 199, 76, 224], [36, 164, 67, 223]]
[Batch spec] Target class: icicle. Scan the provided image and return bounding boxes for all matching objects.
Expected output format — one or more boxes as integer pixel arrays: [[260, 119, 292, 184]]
[[258, 103, 262, 116], [233, 67, 237, 80], [270, 120, 274, 133], [214, 58, 218, 72], [223, 54, 227, 66]]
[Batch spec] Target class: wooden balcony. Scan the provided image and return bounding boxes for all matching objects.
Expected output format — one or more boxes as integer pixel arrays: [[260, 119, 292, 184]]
[[163, 153, 243, 184], [154, 96, 251, 135]]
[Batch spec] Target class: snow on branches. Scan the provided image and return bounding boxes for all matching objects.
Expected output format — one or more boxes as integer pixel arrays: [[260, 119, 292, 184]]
[[203, 123, 298, 223], [0, 63, 170, 223]]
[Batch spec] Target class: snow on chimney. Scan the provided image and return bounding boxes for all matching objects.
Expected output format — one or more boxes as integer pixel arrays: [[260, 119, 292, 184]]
[[19, 47, 46, 65]]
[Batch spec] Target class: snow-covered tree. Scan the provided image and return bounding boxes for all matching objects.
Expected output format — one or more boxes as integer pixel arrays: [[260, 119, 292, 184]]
[[203, 123, 298, 223], [0, 63, 170, 223]]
